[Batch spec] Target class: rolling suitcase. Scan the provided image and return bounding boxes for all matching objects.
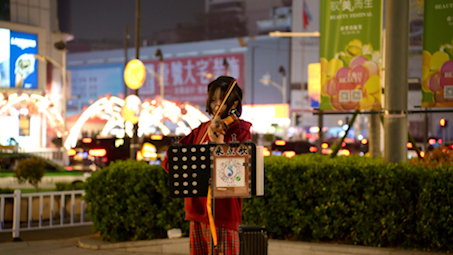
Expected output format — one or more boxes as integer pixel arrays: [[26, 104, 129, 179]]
[[239, 225, 268, 255]]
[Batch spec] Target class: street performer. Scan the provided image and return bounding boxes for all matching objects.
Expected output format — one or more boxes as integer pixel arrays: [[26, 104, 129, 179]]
[[161, 76, 252, 255]]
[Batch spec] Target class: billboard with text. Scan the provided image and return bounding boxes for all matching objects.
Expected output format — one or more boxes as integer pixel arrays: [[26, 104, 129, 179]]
[[141, 53, 245, 105]]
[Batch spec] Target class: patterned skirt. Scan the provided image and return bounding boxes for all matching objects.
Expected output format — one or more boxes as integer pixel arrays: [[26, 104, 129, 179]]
[[190, 221, 240, 255]]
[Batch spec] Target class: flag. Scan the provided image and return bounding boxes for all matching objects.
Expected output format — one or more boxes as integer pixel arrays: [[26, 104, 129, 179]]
[[303, 0, 312, 30]]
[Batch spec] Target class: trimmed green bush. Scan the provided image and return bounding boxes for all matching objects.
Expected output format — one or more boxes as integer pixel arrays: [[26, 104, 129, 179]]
[[84, 154, 453, 252], [55, 182, 85, 191], [0, 187, 14, 194], [242, 154, 453, 252], [84, 159, 187, 242]]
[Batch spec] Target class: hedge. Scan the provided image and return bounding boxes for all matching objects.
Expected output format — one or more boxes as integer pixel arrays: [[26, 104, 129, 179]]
[[84, 159, 187, 242], [84, 155, 453, 252]]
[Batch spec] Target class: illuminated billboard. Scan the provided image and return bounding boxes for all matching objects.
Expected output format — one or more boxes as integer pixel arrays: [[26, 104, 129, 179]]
[[0, 21, 45, 91], [0, 28, 38, 89]]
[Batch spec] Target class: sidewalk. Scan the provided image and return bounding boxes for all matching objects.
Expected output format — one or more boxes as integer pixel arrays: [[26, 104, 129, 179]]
[[0, 225, 447, 255], [77, 236, 447, 255]]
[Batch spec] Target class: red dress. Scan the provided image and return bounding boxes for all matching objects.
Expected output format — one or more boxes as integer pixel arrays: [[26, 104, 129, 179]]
[[161, 119, 252, 232]]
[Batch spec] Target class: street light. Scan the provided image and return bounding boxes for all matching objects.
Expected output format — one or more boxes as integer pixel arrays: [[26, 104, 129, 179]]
[[143, 66, 164, 99], [259, 66, 286, 104]]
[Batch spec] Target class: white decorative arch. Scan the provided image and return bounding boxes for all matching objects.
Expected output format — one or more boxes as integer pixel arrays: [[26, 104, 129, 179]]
[[0, 93, 65, 137], [64, 96, 209, 150]]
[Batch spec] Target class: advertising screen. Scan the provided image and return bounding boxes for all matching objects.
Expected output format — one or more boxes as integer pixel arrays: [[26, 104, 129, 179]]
[[0, 27, 38, 89]]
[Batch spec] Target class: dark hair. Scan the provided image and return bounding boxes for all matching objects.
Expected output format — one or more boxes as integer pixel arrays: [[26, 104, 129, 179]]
[[206, 76, 243, 118]]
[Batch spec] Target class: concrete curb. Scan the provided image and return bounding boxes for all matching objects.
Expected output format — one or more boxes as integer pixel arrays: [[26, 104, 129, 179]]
[[78, 235, 446, 255], [78, 235, 189, 254]]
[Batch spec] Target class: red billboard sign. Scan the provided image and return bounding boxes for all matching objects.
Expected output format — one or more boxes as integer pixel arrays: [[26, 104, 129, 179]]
[[140, 53, 245, 105]]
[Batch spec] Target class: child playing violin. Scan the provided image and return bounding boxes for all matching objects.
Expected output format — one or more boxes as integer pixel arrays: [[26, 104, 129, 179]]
[[161, 76, 252, 255]]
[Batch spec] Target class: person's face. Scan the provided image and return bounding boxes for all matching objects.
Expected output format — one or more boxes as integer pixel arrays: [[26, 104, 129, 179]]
[[210, 88, 227, 116]]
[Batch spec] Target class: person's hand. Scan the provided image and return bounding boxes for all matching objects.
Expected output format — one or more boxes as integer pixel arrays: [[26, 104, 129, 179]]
[[207, 117, 225, 143]]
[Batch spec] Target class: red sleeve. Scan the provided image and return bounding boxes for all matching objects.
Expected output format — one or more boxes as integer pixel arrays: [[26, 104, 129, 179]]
[[240, 128, 252, 142]]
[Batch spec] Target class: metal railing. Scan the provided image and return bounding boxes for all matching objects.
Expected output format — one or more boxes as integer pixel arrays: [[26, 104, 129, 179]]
[[0, 189, 92, 239]]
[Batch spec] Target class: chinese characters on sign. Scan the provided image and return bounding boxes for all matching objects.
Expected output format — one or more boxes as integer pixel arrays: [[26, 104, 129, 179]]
[[141, 53, 245, 105], [320, 0, 382, 111]]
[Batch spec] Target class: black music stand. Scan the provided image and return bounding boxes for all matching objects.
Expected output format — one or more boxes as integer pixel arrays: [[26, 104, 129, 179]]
[[168, 142, 260, 255], [168, 144, 212, 198]]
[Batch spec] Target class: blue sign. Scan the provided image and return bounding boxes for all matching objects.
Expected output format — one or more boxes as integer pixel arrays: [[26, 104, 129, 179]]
[[0, 28, 38, 89], [67, 63, 124, 117]]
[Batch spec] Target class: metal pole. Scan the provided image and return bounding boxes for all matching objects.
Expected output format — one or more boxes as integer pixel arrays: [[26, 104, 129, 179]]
[[160, 61, 164, 99], [12, 189, 21, 241], [124, 26, 130, 97], [369, 114, 381, 157], [384, 0, 410, 163], [282, 75, 286, 104], [62, 50, 67, 154], [135, 0, 140, 61], [130, 0, 141, 160], [318, 110, 323, 154], [423, 109, 428, 151], [251, 46, 255, 105]]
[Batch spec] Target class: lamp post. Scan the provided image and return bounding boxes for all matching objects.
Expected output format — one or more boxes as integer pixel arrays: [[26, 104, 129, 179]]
[[124, 25, 133, 97], [143, 66, 164, 99], [155, 49, 164, 99], [259, 66, 286, 104]]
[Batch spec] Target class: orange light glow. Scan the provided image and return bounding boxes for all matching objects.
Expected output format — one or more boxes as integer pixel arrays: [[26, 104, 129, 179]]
[[406, 142, 413, 149], [263, 147, 271, 157], [242, 104, 289, 118], [64, 166, 73, 171], [124, 59, 146, 90], [428, 138, 436, 145], [360, 138, 368, 145], [420, 151, 425, 158], [344, 137, 355, 143], [338, 149, 350, 156], [309, 146, 318, 153], [275, 140, 286, 146], [82, 137, 93, 143], [283, 150, 296, 158], [89, 149, 107, 157], [151, 135, 163, 140], [321, 142, 329, 149], [136, 151, 143, 161], [321, 148, 330, 154], [440, 118, 446, 127], [67, 149, 77, 156]]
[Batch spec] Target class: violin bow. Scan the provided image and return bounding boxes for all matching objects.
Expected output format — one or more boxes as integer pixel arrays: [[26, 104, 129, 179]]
[[198, 79, 237, 144]]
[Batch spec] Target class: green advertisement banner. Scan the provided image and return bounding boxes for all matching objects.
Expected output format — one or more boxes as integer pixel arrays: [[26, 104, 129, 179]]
[[422, 0, 453, 108], [320, 0, 382, 111]]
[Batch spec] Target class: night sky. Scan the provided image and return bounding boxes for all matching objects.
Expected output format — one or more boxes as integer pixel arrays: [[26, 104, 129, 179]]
[[70, 0, 205, 41]]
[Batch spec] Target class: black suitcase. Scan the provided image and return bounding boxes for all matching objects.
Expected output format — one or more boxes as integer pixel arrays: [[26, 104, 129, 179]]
[[239, 225, 268, 255]]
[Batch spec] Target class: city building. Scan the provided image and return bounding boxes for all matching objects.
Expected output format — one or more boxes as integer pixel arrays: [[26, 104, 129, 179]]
[[0, 0, 69, 152]]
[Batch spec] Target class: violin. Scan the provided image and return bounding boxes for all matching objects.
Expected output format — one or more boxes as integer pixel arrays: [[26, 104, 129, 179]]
[[215, 109, 239, 132]]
